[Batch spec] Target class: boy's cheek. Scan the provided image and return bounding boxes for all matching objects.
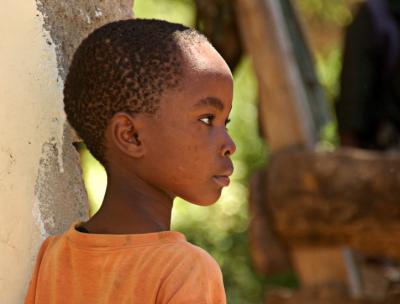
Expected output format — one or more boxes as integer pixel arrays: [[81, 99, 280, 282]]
[[184, 143, 200, 153]]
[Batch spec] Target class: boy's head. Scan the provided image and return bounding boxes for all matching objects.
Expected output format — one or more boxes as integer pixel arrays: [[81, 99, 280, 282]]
[[64, 19, 235, 205]]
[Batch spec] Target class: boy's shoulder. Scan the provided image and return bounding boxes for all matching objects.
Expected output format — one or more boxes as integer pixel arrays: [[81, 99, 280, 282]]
[[29, 227, 226, 303], [40, 224, 219, 270], [164, 237, 222, 272]]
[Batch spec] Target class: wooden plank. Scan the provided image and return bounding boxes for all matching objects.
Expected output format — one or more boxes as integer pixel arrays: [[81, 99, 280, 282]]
[[266, 148, 400, 260], [279, 0, 331, 133], [292, 247, 350, 289], [235, 0, 316, 151], [292, 247, 399, 300]]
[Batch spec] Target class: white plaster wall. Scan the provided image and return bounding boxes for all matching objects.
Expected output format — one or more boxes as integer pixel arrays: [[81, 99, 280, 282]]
[[0, 1, 65, 302]]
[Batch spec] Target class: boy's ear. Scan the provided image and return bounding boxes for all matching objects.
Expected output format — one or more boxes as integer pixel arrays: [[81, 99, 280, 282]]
[[109, 112, 145, 158]]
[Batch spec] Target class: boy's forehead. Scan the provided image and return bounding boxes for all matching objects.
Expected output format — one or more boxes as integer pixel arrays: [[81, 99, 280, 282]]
[[181, 42, 232, 79], [193, 97, 226, 112], [153, 42, 233, 116]]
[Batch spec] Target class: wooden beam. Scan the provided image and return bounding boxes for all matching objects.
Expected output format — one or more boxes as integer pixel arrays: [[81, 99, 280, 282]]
[[291, 247, 351, 289], [235, 0, 316, 150], [266, 148, 400, 260]]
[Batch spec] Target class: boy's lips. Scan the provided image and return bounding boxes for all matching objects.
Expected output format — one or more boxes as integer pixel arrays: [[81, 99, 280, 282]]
[[213, 167, 233, 187], [213, 175, 230, 187]]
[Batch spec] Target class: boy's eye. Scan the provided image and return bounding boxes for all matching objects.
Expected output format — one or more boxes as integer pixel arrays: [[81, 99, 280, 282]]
[[199, 114, 215, 126]]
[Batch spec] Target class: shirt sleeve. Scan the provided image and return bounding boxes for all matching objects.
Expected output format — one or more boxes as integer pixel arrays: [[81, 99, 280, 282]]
[[24, 237, 52, 304], [157, 246, 226, 304]]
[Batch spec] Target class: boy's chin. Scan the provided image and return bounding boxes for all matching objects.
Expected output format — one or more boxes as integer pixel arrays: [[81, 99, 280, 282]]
[[182, 191, 222, 206]]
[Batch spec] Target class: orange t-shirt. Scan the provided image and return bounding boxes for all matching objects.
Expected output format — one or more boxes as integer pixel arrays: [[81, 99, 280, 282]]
[[25, 222, 226, 304]]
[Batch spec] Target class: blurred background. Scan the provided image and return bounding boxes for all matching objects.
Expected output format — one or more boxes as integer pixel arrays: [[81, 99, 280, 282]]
[[79, 1, 400, 303]]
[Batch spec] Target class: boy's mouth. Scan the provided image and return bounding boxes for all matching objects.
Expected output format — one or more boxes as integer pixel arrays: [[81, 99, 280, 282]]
[[213, 175, 230, 187], [213, 163, 233, 187]]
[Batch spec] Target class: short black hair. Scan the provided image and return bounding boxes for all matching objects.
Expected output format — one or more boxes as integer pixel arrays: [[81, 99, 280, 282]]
[[64, 19, 208, 166]]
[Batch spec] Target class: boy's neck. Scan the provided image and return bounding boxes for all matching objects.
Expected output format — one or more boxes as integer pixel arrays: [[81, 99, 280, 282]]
[[82, 173, 174, 235]]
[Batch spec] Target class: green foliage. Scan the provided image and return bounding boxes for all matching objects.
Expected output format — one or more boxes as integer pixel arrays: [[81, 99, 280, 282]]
[[318, 121, 339, 150], [315, 47, 342, 103], [133, 0, 195, 27], [78, 143, 106, 216], [314, 47, 341, 149], [296, 0, 356, 26]]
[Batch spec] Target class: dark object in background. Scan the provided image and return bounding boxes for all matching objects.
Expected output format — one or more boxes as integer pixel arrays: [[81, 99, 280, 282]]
[[336, 0, 400, 150], [194, 0, 243, 71]]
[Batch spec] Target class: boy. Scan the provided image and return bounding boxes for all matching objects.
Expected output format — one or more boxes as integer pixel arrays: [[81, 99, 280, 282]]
[[25, 19, 236, 303]]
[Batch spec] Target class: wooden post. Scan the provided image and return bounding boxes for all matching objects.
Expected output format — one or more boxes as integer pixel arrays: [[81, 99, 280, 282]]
[[234, 0, 319, 151]]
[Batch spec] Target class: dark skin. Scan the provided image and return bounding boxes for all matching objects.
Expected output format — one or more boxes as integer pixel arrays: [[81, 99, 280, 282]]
[[80, 42, 236, 234]]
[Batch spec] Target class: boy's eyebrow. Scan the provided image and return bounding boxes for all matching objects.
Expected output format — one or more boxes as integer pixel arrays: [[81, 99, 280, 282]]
[[193, 97, 224, 112]]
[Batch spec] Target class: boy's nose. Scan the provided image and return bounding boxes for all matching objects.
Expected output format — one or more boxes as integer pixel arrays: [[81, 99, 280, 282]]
[[221, 134, 236, 157]]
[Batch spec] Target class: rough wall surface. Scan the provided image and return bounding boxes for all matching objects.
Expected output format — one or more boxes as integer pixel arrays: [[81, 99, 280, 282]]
[[0, 1, 132, 302], [37, 0, 134, 79]]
